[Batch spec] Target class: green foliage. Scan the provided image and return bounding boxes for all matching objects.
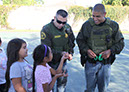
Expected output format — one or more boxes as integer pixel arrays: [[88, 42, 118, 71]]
[[102, 0, 113, 5], [68, 5, 129, 23], [0, 0, 44, 28], [0, 5, 17, 28], [112, 0, 122, 6], [36, 0, 44, 5], [102, 0, 129, 6], [122, 0, 129, 6], [2, 0, 42, 6], [68, 5, 92, 21], [3, 0, 11, 4], [105, 5, 129, 23]]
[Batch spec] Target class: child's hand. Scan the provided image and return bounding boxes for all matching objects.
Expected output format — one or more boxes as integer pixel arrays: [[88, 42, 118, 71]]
[[62, 71, 68, 77], [55, 72, 68, 78], [55, 73, 64, 78], [61, 52, 69, 61]]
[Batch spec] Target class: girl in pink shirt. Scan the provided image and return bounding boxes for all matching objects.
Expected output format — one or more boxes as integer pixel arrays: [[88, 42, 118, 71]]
[[32, 44, 68, 92]]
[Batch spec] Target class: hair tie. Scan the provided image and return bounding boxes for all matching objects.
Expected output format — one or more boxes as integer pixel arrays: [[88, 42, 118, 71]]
[[44, 44, 47, 58]]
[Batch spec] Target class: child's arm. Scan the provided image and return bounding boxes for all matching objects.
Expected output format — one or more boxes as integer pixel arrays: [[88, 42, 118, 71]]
[[12, 78, 26, 92], [56, 55, 67, 73], [50, 53, 68, 75], [42, 73, 66, 92]]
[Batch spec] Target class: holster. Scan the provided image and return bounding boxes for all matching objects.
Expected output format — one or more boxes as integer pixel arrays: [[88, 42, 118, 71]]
[[109, 53, 116, 65], [80, 55, 87, 67]]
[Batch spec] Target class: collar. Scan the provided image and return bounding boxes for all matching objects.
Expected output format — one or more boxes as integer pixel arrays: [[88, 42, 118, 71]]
[[97, 18, 107, 26]]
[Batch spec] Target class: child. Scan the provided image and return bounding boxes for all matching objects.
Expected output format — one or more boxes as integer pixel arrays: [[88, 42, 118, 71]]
[[0, 37, 7, 92], [5, 38, 33, 92], [32, 44, 68, 92]]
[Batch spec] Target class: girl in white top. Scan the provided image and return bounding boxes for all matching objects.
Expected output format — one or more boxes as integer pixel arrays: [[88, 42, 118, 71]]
[[0, 37, 7, 92], [33, 44, 68, 92]]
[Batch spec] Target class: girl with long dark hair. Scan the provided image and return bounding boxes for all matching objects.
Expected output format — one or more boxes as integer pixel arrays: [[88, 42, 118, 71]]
[[6, 38, 33, 92]]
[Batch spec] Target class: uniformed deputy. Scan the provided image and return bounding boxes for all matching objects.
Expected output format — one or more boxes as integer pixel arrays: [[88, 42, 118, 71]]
[[40, 9, 75, 92], [76, 4, 124, 92]]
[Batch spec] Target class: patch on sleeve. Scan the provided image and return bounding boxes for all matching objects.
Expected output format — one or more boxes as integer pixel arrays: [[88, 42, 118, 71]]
[[41, 32, 46, 40], [65, 33, 68, 38]]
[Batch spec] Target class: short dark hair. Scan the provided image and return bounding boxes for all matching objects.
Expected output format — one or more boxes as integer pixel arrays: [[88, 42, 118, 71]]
[[93, 4, 106, 13], [56, 9, 68, 18]]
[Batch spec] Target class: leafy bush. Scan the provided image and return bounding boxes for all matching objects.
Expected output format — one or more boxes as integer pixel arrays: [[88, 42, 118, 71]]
[[68, 5, 92, 21], [3, 0, 43, 6], [112, 0, 122, 6], [122, 0, 129, 6], [68, 5, 129, 23], [102, 0, 129, 6], [0, 0, 44, 29], [105, 5, 129, 23], [0, 5, 17, 28]]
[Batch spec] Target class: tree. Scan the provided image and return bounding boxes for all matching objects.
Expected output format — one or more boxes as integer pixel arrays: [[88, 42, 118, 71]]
[[3, 0, 43, 5], [102, 0, 129, 6], [112, 0, 122, 6], [102, 0, 113, 5], [122, 0, 129, 6]]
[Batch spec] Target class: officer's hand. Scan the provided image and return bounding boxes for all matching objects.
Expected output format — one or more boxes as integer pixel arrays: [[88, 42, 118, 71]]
[[62, 51, 67, 55], [100, 49, 111, 59], [68, 54, 72, 61], [87, 49, 96, 59]]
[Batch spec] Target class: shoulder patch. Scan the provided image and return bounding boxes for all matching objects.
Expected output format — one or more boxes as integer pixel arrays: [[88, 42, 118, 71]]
[[41, 32, 46, 40]]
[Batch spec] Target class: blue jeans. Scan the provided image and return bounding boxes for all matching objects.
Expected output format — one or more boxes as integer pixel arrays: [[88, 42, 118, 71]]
[[84, 61, 111, 92], [49, 61, 67, 92]]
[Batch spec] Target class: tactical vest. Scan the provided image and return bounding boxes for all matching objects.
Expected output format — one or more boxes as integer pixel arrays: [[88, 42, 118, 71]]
[[88, 18, 113, 55], [47, 23, 69, 52]]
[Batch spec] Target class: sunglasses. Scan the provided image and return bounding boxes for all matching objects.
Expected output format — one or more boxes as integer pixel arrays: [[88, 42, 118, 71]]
[[56, 18, 67, 25]]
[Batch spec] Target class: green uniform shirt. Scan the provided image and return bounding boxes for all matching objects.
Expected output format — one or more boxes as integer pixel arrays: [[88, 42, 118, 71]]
[[41, 20, 75, 63], [76, 18, 124, 64]]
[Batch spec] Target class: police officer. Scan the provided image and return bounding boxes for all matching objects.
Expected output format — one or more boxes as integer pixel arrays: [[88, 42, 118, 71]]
[[40, 9, 75, 92], [76, 4, 124, 92]]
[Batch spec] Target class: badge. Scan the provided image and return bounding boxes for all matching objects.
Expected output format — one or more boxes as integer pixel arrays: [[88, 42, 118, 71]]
[[41, 32, 46, 40], [54, 35, 61, 38], [65, 33, 68, 38]]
